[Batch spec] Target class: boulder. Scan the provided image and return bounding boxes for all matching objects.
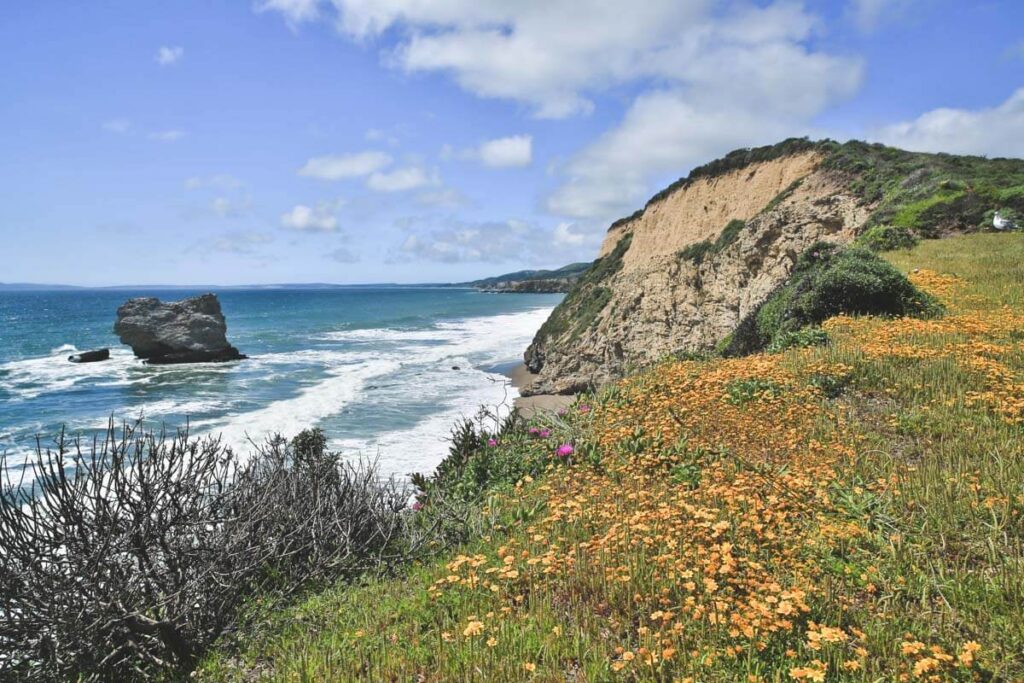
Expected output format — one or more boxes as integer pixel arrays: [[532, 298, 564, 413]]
[[68, 348, 110, 363], [114, 294, 246, 364]]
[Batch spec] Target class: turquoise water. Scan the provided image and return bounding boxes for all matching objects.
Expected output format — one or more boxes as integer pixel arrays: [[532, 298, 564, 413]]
[[0, 287, 560, 478]]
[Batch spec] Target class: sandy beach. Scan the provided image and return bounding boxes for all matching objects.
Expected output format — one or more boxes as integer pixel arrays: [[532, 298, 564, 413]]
[[505, 362, 575, 415]]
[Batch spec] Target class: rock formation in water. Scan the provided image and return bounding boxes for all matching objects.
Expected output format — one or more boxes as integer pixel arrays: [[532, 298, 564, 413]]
[[68, 348, 110, 363], [114, 294, 246, 364], [522, 138, 1024, 395]]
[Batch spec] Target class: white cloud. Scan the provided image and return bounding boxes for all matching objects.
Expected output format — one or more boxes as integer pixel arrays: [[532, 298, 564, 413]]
[[102, 119, 132, 134], [260, 1, 861, 228], [367, 166, 435, 192], [872, 88, 1024, 158], [552, 222, 586, 247], [298, 151, 392, 180], [545, 3, 862, 221], [156, 46, 184, 66], [149, 129, 186, 142], [280, 202, 340, 232], [259, 1, 715, 118], [477, 135, 532, 168], [255, 0, 321, 27]]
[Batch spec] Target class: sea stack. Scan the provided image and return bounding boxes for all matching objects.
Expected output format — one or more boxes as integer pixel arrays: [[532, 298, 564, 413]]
[[114, 293, 246, 364]]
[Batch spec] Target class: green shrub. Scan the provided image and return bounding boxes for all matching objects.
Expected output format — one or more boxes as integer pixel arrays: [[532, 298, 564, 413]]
[[723, 243, 941, 357], [677, 240, 714, 264], [858, 225, 918, 252], [678, 219, 747, 264], [767, 327, 829, 353], [725, 378, 783, 405]]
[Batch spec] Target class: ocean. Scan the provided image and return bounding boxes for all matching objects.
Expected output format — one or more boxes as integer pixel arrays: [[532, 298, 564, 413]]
[[0, 287, 560, 479]]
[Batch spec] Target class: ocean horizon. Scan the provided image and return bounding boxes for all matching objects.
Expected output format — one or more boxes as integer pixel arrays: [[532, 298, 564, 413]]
[[0, 287, 561, 479]]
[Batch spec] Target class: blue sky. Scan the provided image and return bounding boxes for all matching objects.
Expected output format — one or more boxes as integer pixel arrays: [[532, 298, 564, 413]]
[[1, 0, 1021, 286]]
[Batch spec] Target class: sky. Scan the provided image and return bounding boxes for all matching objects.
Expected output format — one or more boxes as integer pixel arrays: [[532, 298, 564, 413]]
[[0, 0, 1022, 286]]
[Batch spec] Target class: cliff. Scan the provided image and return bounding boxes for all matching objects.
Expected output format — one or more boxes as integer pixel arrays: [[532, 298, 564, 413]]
[[523, 138, 1024, 394]]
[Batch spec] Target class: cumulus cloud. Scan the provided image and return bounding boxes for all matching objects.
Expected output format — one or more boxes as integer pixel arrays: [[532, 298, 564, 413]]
[[280, 202, 340, 231], [262, 1, 714, 118], [545, 2, 862, 221], [298, 151, 393, 180], [155, 46, 184, 66], [367, 166, 436, 192], [477, 135, 533, 168], [552, 222, 587, 247], [872, 88, 1024, 158]]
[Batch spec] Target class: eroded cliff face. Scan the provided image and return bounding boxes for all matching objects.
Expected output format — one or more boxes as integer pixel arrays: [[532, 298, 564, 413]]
[[523, 149, 871, 395]]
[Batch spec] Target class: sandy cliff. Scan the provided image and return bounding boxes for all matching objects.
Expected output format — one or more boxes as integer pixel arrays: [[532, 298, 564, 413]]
[[522, 138, 1023, 395]]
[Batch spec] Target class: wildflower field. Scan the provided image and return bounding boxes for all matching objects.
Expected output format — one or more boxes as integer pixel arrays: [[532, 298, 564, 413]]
[[203, 233, 1024, 681]]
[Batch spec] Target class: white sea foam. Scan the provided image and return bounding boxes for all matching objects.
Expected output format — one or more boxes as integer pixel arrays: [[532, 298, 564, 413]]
[[0, 346, 142, 401], [326, 306, 551, 477], [196, 356, 401, 457]]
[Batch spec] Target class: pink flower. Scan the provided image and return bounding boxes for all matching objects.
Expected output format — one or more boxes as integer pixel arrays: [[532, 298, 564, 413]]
[[556, 443, 574, 458], [528, 427, 541, 435], [412, 501, 423, 511], [557, 408, 568, 416], [487, 438, 498, 447], [579, 404, 591, 414], [539, 429, 551, 439]]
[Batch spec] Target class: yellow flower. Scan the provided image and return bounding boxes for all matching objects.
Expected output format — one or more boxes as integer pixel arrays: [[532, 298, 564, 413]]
[[462, 620, 484, 637], [486, 637, 498, 648], [522, 662, 536, 673]]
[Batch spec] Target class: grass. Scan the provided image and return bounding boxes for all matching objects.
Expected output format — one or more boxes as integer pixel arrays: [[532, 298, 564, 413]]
[[201, 233, 1024, 682]]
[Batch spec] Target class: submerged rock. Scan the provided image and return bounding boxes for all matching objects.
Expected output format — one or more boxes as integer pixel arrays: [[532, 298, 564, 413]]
[[114, 294, 246, 364], [68, 348, 110, 363]]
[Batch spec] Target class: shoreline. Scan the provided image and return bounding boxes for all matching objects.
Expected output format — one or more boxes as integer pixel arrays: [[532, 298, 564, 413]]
[[501, 361, 575, 415]]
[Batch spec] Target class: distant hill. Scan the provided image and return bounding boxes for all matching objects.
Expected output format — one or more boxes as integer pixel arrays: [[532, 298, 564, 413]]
[[460, 262, 593, 293]]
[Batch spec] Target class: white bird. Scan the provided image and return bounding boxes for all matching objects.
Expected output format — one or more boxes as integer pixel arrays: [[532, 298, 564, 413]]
[[993, 210, 1017, 231]]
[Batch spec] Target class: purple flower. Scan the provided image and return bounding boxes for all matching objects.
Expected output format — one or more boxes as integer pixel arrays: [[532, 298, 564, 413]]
[[539, 429, 551, 439], [556, 443, 574, 458], [487, 438, 498, 447], [579, 404, 591, 414], [528, 427, 541, 435]]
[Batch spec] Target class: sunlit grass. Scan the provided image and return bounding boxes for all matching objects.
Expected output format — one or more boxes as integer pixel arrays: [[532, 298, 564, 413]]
[[201, 233, 1024, 682]]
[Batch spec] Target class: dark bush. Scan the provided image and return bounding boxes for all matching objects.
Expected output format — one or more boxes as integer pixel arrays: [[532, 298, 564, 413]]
[[0, 424, 411, 682], [857, 225, 919, 252], [723, 243, 941, 356]]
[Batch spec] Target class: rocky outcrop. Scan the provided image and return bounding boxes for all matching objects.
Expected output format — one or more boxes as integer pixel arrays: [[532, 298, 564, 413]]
[[114, 294, 246, 364], [522, 138, 1024, 395], [68, 348, 110, 363]]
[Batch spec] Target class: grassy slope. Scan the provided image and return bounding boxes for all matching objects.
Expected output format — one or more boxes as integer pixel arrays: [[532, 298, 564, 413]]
[[203, 233, 1024, 682]]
